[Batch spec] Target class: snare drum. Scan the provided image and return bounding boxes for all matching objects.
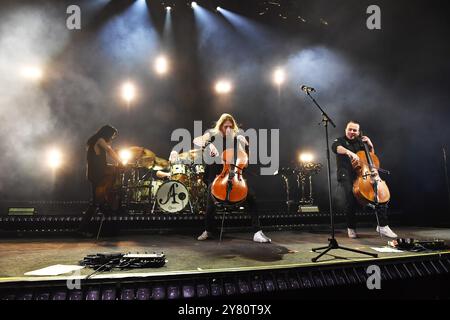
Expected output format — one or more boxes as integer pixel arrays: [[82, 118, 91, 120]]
[[170, 164, 189, 184], [193, 164, 205, 175], [156, 181, 189, 213]]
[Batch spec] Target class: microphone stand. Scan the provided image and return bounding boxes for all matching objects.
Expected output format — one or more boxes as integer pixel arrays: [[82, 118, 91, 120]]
[[302, 90, 378, 262]]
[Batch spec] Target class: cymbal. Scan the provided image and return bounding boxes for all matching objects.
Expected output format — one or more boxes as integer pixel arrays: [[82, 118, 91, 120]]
[[138, 157, 169, 170], [121, 146, 169, 170], [138, 157, 155, 168], [178, 149, 203, 161], [127, 146, 156, 160], [155, 157, 169, 169]]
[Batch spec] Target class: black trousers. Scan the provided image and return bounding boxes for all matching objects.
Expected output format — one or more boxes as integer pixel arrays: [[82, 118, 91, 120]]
[[338, 178, 388, 229], [79, 182, 118, 235], [204, 185, 262, 234], [79, 182, 98, 233]]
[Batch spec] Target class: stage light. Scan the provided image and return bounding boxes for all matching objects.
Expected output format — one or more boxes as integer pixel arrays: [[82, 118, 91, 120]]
[[251, 279, 263, 292], [277, 278, 288, 290], [182, 285, 195, 298], [154, 55, 169, 75], [152, 286, 166, 300], [210, 283, 223, 296], [264, 279, 275, 292], [299, 152, 314, 163], [121, 81, 136, 104], [17, 293, 33, 300], [120, 288, 134, 300], [196, 284, 209, 297], [224, 282, 237, 295], [35, 293, 50, 300], [46, 148, 63, 170], [86, 288, 100, 300], [102, 288, 117, 300], [69, 290, 83, 301], [238, 280, 250, 294], [216, 6, 222, 11], [191, 2, 198, 8], [51, 291, 67, 300], [288, 277, 300, 289], [136, 288, 151, 300], [214, 79, 232, 94], [273, 67, 286, 86], [167, 286, 180, 299], [20, 66, 43, 81], [119, 149, 132, 165], [166, 6, 172, 11]]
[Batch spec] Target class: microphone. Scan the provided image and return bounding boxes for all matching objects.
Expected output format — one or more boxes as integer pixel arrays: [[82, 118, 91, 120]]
[[300, 85, 315, 93]]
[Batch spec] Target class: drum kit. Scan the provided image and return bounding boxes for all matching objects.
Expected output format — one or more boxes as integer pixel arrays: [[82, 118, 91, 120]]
[[118, 146, 207, 214]]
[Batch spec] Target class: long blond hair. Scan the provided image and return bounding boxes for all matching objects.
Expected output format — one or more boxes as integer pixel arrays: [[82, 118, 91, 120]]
[[211, 113, 240, 136]]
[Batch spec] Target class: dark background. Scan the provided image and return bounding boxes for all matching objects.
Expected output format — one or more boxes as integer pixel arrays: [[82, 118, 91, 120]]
[[0, 0, 449, 225]]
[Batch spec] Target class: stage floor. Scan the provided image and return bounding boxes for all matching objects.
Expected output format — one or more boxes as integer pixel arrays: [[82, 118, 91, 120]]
[[0, 227, 449, 283]]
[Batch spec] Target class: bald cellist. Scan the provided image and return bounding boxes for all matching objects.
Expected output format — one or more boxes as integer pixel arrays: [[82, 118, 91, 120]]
[[332, 120, 398, 239]]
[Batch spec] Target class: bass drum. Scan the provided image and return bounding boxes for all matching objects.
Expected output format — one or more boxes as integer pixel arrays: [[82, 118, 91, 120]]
[[156, 181, 189, 213]]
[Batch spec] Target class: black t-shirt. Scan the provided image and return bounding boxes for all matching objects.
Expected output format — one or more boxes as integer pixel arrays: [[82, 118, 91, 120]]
[[331, 136, 365, 181], [86, 142, 107, 184]]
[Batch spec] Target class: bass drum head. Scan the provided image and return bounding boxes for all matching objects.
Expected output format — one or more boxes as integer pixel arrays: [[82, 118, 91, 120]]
[[156, 181, 189, 213]]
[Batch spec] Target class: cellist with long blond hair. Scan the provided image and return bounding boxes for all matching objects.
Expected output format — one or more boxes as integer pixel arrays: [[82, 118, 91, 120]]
[[193, 113, 271, 243]]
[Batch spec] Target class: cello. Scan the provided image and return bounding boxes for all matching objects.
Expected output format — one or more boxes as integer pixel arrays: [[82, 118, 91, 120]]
[[352, 132, 390, 207], [211, 143, 248, 204]]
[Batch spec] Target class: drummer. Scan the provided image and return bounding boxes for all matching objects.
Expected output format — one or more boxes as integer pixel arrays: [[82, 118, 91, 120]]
[[155, 151, 179, 179]]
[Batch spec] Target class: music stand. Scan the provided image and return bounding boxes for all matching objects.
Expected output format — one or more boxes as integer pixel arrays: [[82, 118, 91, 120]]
[[302, 89, 378, 262]]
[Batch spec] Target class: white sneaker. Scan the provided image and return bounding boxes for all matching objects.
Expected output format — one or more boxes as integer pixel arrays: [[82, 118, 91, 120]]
[[376, 226, 398, 238], [197, 230, 212, 241], [347, 228, 357, 239], [253, 230, 271, 243]]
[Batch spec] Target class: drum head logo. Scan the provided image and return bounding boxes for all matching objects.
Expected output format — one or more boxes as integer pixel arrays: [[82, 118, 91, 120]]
[[157, 181, 189, 212]]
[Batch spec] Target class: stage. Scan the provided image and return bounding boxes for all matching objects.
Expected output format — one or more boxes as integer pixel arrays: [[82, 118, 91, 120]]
[[1, 0, 450, 304], [1, 227, 449, 300]]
